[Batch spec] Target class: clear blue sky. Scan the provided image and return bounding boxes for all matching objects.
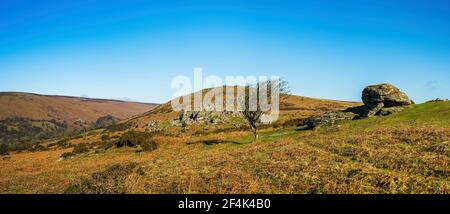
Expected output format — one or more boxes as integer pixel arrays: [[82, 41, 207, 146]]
[[0, 0, 449, 103]]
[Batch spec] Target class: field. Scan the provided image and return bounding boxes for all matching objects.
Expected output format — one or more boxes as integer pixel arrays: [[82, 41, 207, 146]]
[[0, 101, 448, 194]]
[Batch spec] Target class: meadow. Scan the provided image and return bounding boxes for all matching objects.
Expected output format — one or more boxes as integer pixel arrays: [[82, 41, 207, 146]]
[[0, 101, 448, 194]]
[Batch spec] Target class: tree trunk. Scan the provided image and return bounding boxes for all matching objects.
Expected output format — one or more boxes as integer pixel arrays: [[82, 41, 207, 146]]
[[251, 126, 259, 141]]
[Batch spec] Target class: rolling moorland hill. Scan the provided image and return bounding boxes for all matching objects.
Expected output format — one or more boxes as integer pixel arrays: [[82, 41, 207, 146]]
[[0, 92, 157, 123], [121, 86, 361, 133], [0, 92, 157, 148], [0, 87, 447, 193]]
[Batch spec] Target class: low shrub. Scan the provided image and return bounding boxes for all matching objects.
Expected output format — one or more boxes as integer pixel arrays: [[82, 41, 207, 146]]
[[96, 140, 115, 151], [106, 123, 130, 132], [280, 118, 307, 128], [140, 139, 158, 152], [72, 143, 89, 154], [0, 144, 9, 156], [100, 134, 109, 142], [48, 138, 71, 149], [64, 163, 144, 194], [28, 144, 47, 152], [59, 143, 90, 159], [60, 152, 75, 159], [116, 131, 158, 152]]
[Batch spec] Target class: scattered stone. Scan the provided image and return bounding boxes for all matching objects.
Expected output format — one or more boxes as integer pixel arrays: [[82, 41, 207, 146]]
[[2, 156, 11, 161], [306, 112, 357, 129], [426, 98, 448, 103], [378, 106, 404, 116], [146, 120, 163, 132], [171, 110, 237, 127]]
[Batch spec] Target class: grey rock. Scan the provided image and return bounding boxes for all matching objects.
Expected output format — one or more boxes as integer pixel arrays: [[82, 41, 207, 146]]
[[171, 110, 237, 127], [362, 102, 385, 117], [378, 106, 404, 116], [146, 120, 164, 132], [306, 112, 357, 129], [345, 83, 411, 118], [307, 83, 412, 129], [362, 83, 412, 107]]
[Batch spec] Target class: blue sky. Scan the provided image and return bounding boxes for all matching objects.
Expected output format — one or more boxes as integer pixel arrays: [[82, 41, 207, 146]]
[[0, 0, 449, 103]]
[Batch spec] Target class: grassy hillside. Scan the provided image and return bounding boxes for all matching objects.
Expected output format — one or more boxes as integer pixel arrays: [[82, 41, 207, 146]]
[[0, 92, 157, 124], [0, 92, 157, 147], [124, 88, 361, 131], [0, 101, 448, 193]]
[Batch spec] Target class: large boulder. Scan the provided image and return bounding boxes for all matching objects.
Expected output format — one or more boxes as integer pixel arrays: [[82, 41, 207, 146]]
[[362, 83, 412, 107], [362, 102, 385, 117], [306, 83, 412, 128], [357, 83, 412, 117]]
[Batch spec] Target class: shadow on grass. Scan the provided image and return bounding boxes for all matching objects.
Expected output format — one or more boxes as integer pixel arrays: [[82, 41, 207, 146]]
[[295, 125, 311, 131], [186, 139, 243, 146]]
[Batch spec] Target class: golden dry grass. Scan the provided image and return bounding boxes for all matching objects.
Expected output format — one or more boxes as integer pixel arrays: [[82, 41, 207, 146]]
[[0, 102, 448, 194]]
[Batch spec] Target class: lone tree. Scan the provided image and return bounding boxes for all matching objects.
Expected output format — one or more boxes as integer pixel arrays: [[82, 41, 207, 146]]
[[0, 143, 9, 156], [240, 79, 289, 141]]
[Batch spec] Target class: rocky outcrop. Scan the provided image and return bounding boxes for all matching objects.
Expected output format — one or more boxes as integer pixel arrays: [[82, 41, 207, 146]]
[[306, 83, 412, 129], [378, 106, 404, 116], [306, 112, 357, 129], [146, 120, 164, 132], [359, 83, 412, 117], [171, 110, 238, 127], [362, 83, 412, 107], [361, 102, 385, 117], [351, 83, 412, 117]]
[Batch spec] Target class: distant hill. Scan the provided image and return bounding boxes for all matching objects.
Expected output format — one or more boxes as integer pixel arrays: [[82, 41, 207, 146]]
[[121, 87, 361, 131], [0, 92, 157, 124], [0, 92, 158, 146]]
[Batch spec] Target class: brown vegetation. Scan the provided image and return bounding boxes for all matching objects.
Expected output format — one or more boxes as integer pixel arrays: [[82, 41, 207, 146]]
[[0, 101, 448, 194], [0, 92, 157, 125]]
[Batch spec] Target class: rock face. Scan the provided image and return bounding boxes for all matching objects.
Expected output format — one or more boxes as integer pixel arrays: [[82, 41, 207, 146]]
[[361, 102, 385, 117], [306, 112, 357, 129]]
